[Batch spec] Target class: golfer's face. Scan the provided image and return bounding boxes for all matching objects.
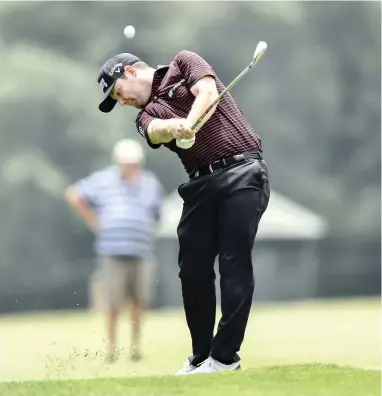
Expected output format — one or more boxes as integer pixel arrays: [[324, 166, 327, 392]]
[[112, 76, 145, 109]]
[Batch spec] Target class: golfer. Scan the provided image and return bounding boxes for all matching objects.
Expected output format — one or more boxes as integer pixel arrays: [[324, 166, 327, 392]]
[[96, 50, 270, 374]]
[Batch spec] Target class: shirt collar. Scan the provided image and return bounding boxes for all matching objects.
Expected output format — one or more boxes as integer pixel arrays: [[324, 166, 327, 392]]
[[114, 165, 142, 186], [150, 64, 169, 100]]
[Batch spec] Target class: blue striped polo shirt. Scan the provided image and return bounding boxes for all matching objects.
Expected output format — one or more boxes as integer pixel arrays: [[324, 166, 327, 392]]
[[75, 166, 164, 258]]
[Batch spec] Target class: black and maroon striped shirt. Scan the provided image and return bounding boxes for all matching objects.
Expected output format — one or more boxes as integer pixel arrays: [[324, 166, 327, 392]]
[[136, 50, 262, 174]]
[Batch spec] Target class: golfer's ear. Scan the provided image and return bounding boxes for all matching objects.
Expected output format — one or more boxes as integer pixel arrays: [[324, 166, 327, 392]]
[[124, 65, 137, 77]]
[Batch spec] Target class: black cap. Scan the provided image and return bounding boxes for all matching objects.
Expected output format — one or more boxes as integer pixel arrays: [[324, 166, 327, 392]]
[[97, 53, 140, 113]]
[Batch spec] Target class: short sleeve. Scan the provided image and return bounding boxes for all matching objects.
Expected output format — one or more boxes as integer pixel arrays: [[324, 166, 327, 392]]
[[136, 110, 161, 150], [175, 50, 216, 88], [74, 173, 100, 206]]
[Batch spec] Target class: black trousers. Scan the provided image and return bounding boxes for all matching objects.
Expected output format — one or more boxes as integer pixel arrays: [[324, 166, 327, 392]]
[[177, 158, 270, 366]]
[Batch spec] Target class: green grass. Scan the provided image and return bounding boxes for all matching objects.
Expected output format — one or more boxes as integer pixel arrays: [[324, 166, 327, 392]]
[[0, 364, 380, 396], [0, 298, 380, 395]]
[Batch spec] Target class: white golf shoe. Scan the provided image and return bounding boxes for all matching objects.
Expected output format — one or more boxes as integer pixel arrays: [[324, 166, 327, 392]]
[[174, 358, 197, 375], [189, 356, 241, 375]]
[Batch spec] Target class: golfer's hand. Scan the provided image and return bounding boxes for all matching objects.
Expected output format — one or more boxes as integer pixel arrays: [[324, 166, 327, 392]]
[[168, 119, 195, 140]]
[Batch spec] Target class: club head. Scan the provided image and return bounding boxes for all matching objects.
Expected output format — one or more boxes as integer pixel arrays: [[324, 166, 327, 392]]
[[253, 41, 268, 64]]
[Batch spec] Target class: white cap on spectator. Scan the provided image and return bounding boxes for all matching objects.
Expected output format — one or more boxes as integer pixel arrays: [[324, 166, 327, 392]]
[[112, 139, 145, 164]]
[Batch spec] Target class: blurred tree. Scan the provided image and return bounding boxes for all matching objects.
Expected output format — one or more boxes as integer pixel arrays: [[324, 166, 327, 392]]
[[0, 0, 380, 281]]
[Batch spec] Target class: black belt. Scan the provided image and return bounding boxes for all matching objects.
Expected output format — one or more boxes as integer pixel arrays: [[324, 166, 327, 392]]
[[189, 151, 263, 179]]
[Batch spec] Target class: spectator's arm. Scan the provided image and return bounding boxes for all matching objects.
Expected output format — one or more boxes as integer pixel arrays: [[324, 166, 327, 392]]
[[65, 186, 98, 233]]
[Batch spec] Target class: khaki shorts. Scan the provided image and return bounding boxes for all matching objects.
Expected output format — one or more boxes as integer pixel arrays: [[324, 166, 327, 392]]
[[92, 255, 152, 309]]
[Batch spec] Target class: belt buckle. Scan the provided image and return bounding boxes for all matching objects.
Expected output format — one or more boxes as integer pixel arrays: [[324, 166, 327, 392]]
[[208, 160, 221, 173]]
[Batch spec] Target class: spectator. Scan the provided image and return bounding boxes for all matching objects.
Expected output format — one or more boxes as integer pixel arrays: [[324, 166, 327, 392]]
[[66, 139, 164, 362]]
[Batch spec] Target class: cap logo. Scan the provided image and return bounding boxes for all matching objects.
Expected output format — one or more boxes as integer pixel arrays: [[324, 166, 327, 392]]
[[100, 78, 108, 91], [109, 63, 123, 76]]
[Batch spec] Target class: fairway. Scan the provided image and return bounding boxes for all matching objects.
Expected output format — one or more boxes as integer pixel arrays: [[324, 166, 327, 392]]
[[0, 298, 380, 395], [1, 365, 380, 396]]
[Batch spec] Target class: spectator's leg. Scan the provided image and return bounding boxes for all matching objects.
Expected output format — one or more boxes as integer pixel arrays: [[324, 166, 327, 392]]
[[99, 255, 128, 362], [126, 258, 152, 361]]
